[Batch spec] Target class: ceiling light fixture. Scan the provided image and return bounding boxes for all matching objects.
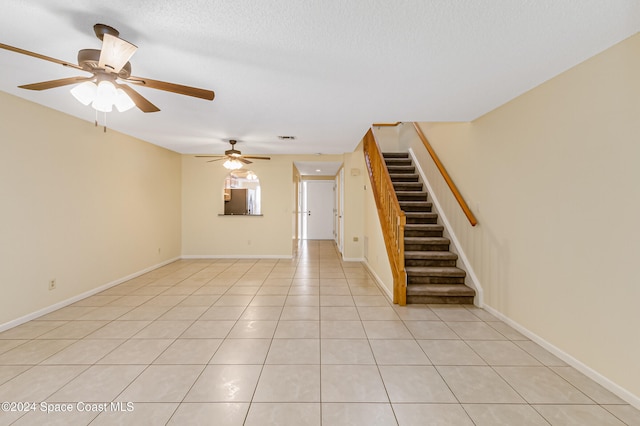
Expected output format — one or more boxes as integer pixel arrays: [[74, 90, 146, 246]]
[[223, 158, 243, 170], [70, 79, 135, 113]]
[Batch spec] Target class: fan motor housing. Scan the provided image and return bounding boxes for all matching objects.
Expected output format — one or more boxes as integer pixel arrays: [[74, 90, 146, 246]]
[[77, 49, 131, 78]]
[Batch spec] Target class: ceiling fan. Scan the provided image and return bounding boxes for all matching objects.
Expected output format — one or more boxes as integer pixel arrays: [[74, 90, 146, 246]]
[[0, 23, 214, 113], [196, 140, 271, 169]]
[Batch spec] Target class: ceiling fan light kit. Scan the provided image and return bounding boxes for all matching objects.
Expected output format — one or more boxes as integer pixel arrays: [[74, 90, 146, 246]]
[[71, 79, 135, 112], [223, 158, 244, 170]]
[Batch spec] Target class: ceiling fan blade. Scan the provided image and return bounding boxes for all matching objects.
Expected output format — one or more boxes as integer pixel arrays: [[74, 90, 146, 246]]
[[98, 34, 137, 74], [195, 155, 225, 158], [19, 76, 94, 91], [239, 158, 252, 164], [243, 156, 271, 160], [207, 158, 226, 163], [115, 83, 160, 113], [125, 76, 215, 101], [0, 42, 84, 71]]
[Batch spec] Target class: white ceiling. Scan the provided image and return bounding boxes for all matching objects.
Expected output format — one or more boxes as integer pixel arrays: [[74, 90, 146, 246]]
[[294, 161, 343, 177], [1, 1, 639, 156]]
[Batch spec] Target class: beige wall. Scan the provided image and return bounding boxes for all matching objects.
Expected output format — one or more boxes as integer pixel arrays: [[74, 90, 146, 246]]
[[362, 173, 394, 298], [410, 33, 640, 402], [181, 154, 343, 257], [0, 92, 182, 326], [342, 148, 366, 260]]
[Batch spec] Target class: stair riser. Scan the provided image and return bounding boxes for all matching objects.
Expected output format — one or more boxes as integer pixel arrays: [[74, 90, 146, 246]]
[[385, 160, 413, 167], [405, 242, 450, 251], [397, 194, 428, 202], [407, 276, 466, 284], [389, 175, 419, 182], [387, 167, 415, 174], [400, 204, 432, 212], [383, 153, 410, 159], [405, 259, 458, 267], [406, 295, 474, 304], [405, 216, 438, 224], [393, 184, 424, 191], [405, 229, 443, 237]]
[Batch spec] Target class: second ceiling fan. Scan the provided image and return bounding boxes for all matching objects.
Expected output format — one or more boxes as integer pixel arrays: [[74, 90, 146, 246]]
[[196, 140, 271, 169]]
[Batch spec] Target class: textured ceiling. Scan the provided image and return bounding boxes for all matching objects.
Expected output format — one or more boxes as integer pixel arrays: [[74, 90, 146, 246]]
[[1, 0, 639, 156]]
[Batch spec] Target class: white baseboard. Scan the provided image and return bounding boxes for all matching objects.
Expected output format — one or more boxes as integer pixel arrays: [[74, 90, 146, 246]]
[[482, 304, 640, 410], [181, 254, 292, 259], [342, 257, 365, 262], [0, 257, 180, 333], [362, 260, 394, 302]]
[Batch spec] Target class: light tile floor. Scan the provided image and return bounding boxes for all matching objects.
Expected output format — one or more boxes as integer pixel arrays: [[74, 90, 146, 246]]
[[0, 240, 639, 425]]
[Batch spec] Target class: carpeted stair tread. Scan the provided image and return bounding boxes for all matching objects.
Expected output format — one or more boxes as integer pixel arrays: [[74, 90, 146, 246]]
[[404, 212, 438, 219], [406, 284, 476, 297], [404, 236, 450, 244], [404, 224, 444, 237], [405, 224, 444, 231], [405, 250, 456, 260], [386, 165, 416, 173], [389, 173, 420, 182], [405, 266, 466, 277], [385, 158, 413, 166], [393, 182, 424, 190], [399, 201, 433, 212]]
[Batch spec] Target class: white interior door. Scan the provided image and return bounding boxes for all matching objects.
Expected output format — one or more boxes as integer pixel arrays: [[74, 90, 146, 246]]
[[303, 180, 334, 240]]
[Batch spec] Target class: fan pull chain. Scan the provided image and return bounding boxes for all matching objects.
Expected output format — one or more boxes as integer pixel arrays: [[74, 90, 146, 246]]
[[92, 110, 109, 132]]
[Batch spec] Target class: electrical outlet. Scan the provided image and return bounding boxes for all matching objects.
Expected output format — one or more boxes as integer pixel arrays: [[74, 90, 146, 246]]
[[48, 279, 56, 291]]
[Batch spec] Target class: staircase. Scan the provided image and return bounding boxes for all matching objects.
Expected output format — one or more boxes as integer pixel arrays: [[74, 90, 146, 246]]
[[384, 152, 475, 304]]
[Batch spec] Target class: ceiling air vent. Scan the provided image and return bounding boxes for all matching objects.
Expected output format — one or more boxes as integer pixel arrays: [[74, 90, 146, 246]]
[[278, 136, 296, 140]]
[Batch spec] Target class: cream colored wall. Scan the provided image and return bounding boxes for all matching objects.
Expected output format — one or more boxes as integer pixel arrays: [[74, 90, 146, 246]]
[[0, 92, 182, 326], [412, 33, 640, 402], [181, 154, 342, 257], [362, 173, 394, 298], [342, 148, 366, 260]]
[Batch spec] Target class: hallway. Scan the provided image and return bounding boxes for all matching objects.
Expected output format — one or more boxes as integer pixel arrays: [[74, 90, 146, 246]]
[[0, 241, 637, 425]]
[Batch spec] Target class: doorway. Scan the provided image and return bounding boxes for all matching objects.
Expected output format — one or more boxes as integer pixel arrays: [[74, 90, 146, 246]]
[[301, 180, 335, 240], [336, 168, 345, 253]]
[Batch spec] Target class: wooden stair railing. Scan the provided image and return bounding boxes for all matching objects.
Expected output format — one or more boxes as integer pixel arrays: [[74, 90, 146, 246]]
[[412, 122, 478, 227], [363, 128, 407, 305]]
